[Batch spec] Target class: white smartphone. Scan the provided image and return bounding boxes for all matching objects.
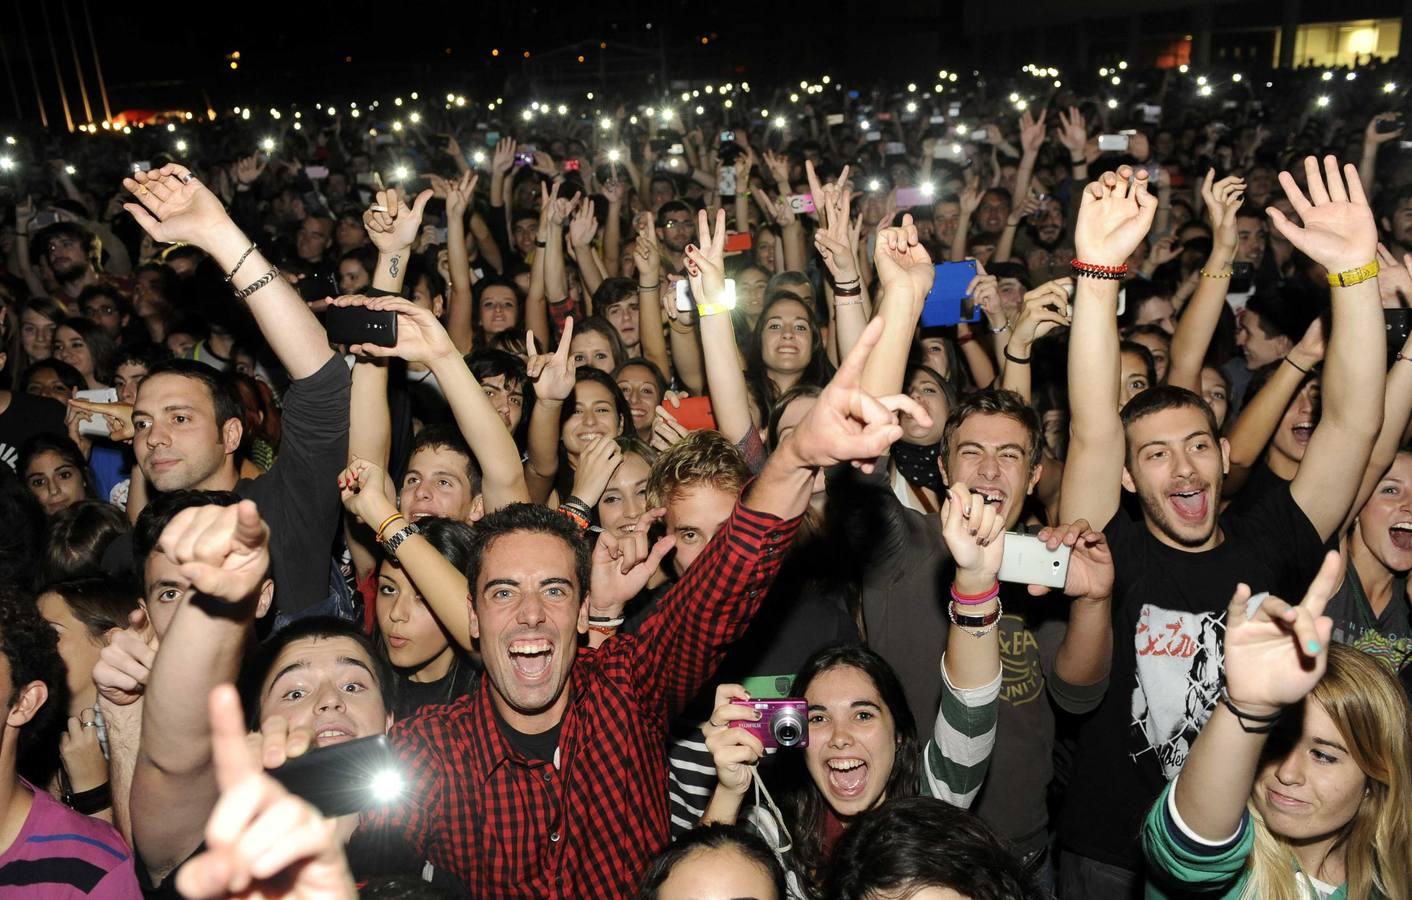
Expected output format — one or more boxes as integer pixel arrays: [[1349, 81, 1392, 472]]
[[74, 387, 118, 438], [676, 279, 692, 312], [997, 532, 1071, 589], [1097, 134, 1130, 152]]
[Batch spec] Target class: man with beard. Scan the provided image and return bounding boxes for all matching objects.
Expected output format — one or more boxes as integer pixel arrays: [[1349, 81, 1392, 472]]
[[655, 200, 696, 275], [32, 221, 104, 301], [355, 312, 926, 898], [1055, 159, 1385, 898], [1017, 195, 1074, 283]]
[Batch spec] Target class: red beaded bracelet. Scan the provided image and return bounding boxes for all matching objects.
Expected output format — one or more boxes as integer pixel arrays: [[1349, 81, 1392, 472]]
[[1070, 260, 1128, 280]]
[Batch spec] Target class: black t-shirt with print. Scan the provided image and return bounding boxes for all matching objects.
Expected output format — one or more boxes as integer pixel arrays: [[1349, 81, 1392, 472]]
[[0, 391, 66, 472], [1326, 558, 1412, 674], [1058, 483, 1325, 871]]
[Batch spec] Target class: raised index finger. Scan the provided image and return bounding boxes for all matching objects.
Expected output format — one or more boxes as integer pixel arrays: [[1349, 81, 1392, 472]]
[[208, 685, 255, 792], [1299, 550, 1344, 620], [555, 317, 575, 361]]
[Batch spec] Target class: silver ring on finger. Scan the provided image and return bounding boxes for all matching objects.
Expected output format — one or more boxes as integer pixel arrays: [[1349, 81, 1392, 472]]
[[179, 173, 194, 184]]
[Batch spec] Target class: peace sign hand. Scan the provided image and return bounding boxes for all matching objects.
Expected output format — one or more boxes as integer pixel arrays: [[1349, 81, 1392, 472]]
[[684, 208, 728, 307]]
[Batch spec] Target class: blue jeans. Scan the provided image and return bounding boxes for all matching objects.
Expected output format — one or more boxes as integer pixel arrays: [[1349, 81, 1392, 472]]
[[1057, 850, 1142, 900]]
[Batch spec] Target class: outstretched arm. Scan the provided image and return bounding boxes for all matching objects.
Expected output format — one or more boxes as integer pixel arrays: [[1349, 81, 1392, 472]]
[[1059, 166, 1158, 529], [123, 164, 332, 379], [689, 208, 755, 445], [1281, 157, 1386, 541], [132, 502, 270, 879], [523, 319, 578, 505], [1167, 171, 1244, 392]]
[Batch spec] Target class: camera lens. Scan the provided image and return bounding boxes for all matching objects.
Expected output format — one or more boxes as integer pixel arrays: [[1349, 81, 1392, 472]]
[[771, 707, 806, 748]]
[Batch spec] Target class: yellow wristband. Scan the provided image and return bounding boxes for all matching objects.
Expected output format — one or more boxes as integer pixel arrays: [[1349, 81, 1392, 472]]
[[696, 302, 732, 317], [1326, 259, 1379, 288]]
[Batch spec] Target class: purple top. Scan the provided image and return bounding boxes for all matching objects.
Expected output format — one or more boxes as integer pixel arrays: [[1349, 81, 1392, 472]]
[[0, 782, 140, 898]]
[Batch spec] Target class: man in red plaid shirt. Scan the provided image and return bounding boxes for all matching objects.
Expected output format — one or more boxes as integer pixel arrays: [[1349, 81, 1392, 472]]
[[354, 319, 926, 897]]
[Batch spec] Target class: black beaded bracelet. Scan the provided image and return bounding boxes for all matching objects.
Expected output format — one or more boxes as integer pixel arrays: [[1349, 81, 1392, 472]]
[[1003, 346, 1031, 365]]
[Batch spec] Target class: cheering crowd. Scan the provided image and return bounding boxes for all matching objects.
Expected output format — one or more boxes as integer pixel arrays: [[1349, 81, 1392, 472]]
[[0, 56, 1411, 899]]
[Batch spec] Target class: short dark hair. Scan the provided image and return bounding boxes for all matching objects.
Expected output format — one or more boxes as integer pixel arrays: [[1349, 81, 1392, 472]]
[[40, 500, 130, 584], [32, 220, 99, 269], [592, 277, 638, 312], [636, 824, 785, 899], [406, 423, 482, 498], [940, 388, 1043, 470], [824, 797, 1041, 900], [140, 358, 246, 432], [21, 358, 84, 394], [35, 577, 140, 642], [986, 261, 1032, 291], [464, 503, 590, 608], [0, 582, 66, 756], [239, 617, 393, 727], [655, 199, 694, 227], [1119, 384, 1221, 458], [1119, 339, 1157, 388], [133, 490, 242, 574], [1243, 286, 1321, 344]]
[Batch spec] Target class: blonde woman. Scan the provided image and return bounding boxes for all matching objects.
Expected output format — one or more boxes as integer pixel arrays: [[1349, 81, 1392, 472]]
[[1145, 551, 1412, 899]]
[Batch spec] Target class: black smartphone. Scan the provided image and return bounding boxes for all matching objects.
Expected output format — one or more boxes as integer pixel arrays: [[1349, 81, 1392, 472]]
[[1229, 261, 1255, 294], [296, 271, 337, 304], [326, 306, 398, 347], [1377, 114, 1405, 134], [1387, 309, 1412, 368], [268, 734, 401, 817]]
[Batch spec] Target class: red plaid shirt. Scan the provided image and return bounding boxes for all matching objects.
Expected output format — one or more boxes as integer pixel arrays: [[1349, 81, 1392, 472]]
[[359, 501, 801, 898]]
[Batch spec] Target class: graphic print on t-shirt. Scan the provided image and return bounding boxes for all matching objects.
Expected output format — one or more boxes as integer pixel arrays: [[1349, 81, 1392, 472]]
[[1131, 604, 1225, 779]]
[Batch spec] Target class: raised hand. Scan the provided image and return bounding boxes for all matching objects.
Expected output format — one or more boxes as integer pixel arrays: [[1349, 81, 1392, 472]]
[[526, 317, 577, 402], [1074, 165, 1158, 267], [1019, 109, 1048, 157], [67, 397, 134, 442], [1148, 234, 1183, 268], [234, 155, 267, 186], [1200, 170, 1246, 257], [702, 684, 765, 796], [445, 171, 478, 219], [753, 189, 796, 228], [684, 208, 728, 305], [940, 482, 1006, 581], [363, 187, 433, 254], [60, 713, 109, 791], [123, 163, 234, 248], [1009, 278, 1073, 352], [1365, 113, 1404, 147], [567, 200, 598, 248], [873, 213, 934, 300], [588, 507, 674, 613], [782, 317, 931, 471], [1222, 551, 1340, 715], [1057, 106, 1088, 161], [93, 609, 157, 707], [324, 295, 457, 362], [175, 686, 355, 900], [337, 456, 397, 527], [158, 500, 270, 604], [1266, 156, 1377, 274], [491, 137, 518, 177]]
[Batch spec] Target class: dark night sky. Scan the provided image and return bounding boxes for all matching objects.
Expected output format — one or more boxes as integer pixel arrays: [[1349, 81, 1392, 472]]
[[0, 1, 964, 122]]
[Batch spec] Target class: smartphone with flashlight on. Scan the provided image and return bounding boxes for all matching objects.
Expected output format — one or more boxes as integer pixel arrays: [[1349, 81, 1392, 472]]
[[269, 735, 402, 817], [676, 278, 736, 313]]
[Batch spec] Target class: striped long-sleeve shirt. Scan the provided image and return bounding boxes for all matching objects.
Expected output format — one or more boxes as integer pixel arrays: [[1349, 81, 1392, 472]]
[[0, 784, 140, 898]]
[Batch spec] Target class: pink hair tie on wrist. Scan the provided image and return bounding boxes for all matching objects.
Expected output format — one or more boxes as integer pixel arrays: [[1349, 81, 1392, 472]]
[[950, 581, 1000, 607]]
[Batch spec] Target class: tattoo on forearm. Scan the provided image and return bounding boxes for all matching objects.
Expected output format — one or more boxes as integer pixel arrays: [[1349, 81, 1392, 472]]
[[389, 255, 401, 277]]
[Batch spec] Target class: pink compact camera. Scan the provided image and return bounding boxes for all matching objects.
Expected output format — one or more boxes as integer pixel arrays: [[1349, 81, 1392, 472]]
[[730, 699, 809, 749]]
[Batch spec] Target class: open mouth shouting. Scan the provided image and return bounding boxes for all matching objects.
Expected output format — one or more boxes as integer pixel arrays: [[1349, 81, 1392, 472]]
[[507, 636, 556, 682], [1290, 420, 1315, 446], [825, 757, 869, 799], [1168, 482, 1210, 524], [1390, 521, 1412, 552]]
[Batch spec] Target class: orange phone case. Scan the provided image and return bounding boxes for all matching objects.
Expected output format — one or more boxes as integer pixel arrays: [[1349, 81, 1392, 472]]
[[672, 396, 717, 431]]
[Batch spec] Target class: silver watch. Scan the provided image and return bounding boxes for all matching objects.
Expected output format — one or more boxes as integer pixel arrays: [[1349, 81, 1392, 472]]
[[382, 522, 421, 558]]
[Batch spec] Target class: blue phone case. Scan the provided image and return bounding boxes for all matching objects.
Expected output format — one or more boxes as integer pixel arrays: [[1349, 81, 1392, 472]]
[[920, 261, 981, 327]]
